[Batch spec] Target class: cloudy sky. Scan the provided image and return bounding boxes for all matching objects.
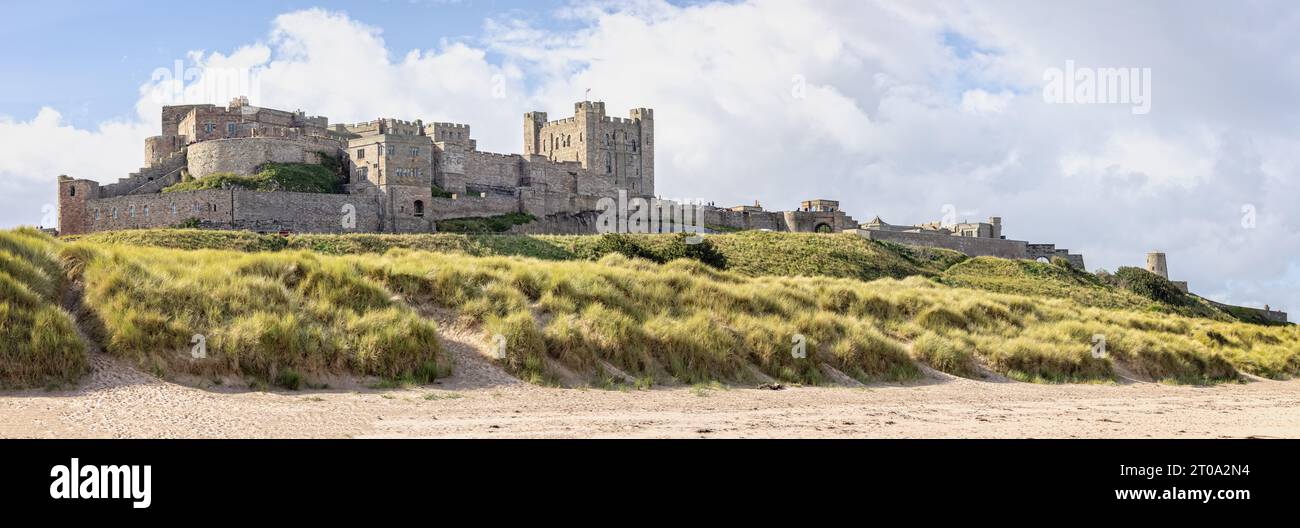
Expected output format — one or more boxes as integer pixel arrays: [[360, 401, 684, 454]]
[[1, 0, 1296, 312]]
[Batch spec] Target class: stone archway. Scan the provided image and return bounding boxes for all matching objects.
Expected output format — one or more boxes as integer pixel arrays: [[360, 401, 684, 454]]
[[815, 223, 833, 233]]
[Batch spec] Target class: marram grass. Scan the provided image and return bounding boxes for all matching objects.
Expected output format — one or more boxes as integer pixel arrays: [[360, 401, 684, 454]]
[[3, 228, 1299, 389], [0, 228, 87, 388]]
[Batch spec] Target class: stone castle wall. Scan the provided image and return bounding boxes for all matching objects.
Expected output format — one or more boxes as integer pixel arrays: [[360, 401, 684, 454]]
[[187, 137, 340, 179], [426, 194, 520, 220], [1204, 299, 1289, 324], [463, 151, 524, 190], [66, 187, 381, 234], [854, 228, 1031, 259], [71, 188, 234, 232]]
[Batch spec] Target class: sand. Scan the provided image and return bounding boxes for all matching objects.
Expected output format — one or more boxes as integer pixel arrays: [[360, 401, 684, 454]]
[[3, 338, 1299, 438]]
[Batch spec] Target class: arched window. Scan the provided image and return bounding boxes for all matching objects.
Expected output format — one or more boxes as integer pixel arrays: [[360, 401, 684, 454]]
[[414, 200, 425, 217], [69, 185, 76, 197]]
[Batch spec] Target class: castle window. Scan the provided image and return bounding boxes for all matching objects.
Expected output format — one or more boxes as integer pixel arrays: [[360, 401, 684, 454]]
[[204, 123, 216, 134], [94, 208, 99, 221], [605, 153, 612, 174], [143, 206, 149, 217], [356, 148, 365, 159], [410, 147, 419, 157], [227, 123, 236, 136], [111, 208, 116, 219], [69, 185, 76, 196], [171, 204, 177, 215], [128, 206, 134, 218], [378, 145, 385, 157], [413, 200, 425, 217]]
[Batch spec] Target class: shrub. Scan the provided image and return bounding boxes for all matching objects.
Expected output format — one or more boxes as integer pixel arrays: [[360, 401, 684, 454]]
[[912, 331, 977, 377], [162, 163, 342, 194], [1111, 266, 1194, 307], [436, 213, 537, 233]]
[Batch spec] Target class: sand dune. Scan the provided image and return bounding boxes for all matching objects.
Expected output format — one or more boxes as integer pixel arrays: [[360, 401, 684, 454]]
[[3, 347, 1298, 439]]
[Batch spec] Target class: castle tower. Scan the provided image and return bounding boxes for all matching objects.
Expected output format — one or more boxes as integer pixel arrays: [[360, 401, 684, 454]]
[[574, 100, 604, 171], [989, 216, 1002, 239], [344, 119, 434, 233], [523, 111, 547, 158], [1146, 251, 1169, 279], [521, 101, 654, 197], [628, 107, 654, 197], [58, 175, 100, 236]]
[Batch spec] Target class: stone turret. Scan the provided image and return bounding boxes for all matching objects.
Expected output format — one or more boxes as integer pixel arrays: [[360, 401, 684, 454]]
[[1145, 251, 1169, 279]]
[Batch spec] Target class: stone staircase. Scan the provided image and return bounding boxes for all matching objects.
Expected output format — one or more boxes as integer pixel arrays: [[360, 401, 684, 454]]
[[101, 150, 187, 197]]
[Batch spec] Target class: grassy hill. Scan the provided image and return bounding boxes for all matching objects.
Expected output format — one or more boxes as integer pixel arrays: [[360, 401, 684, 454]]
[[162, 162, 343, 194], [70, 229, 965, 282], [940, 257, 1230, 320], [0, 229, 88, 388], [67, 229, 1266, 323], [3, 228, 1298, 390]]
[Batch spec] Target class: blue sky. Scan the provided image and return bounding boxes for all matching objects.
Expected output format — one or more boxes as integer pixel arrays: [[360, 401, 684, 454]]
[[1, 0, 1297, 313], [0, 0, 576, 127]]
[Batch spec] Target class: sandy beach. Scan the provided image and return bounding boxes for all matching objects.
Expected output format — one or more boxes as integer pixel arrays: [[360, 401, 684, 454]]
[[4, 339, 1298, 439]]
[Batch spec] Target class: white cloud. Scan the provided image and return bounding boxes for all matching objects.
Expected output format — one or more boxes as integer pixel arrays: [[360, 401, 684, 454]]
[[960, 89, 1013, 115]]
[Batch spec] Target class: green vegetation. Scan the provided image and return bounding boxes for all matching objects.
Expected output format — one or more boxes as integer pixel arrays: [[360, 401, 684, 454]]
[[435, 212, 537, 233], [0, 228, 87, 388], [430, 183, 454, 198], [1214, 303, 1290, 327], [59, 243, 447, 387], [940, 257, 1226, 319], [1105, 266, 1199, 308], [11, 227, 1297, 390], [162, 162, 343, 194], [67, 229, 961, 282]]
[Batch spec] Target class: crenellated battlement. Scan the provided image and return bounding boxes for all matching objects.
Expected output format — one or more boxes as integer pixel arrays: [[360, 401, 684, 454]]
[[59, 98, 655, 237]]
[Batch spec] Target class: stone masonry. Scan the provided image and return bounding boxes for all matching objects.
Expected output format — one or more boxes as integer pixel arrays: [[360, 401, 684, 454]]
[[56, 96, 1091, 275]]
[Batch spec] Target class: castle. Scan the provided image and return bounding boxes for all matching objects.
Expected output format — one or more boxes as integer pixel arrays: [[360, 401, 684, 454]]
[[59, 97, 872, 237], [50, 97, 1294, 321], [58, 98, 658, 235], [855, 215, 1087, 269]]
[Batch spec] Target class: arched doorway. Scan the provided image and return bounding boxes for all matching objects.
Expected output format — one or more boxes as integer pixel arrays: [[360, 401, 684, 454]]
[[413, 200, 425, 217], [814, 223, 833, 233]]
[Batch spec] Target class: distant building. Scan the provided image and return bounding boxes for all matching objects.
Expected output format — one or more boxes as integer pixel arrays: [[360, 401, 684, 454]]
[[1144, 251, 1287, 323], [856, 215, 1084, 269]]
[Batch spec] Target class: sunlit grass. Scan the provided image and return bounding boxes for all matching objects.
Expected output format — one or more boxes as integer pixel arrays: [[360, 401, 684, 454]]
[[6, 228, 1299, 389]]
